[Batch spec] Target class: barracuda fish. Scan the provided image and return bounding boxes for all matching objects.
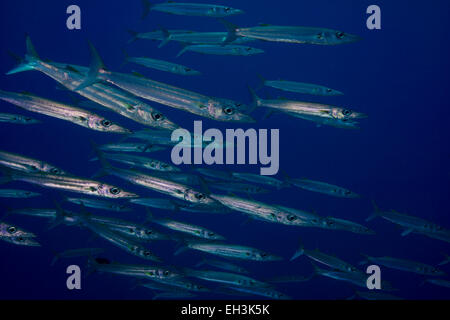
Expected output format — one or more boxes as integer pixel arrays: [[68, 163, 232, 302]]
[[0, 150, 66, 175], [0, 189, 40, 198], [249, 88, 366, 122], [231, 172, 287, 189], [7, 207, 81, 228], [147, 213, 224, 240], [0, 221, 36, 238], [291, 239, 362, 274], [99, 142, 166, 153], [194, 168, 238, 181], [153, 29, 256, 47], [128, 29, 193, 44], [195, 258, 249, 274], [1, 235, 41, 246], [208, 182, 269, 195], [177, 44, 263, 57], [221, 20, 361, 45], [88, 258, 180, 280], [7, 37, 179, 130], [130, 197, 230, 214], [259, 76, 343, 96], [7, 208, 59, 219], [351, 291, 403, 301], [91, 152, 180, 172], [423, 279, 450, 289], [367, 201, 449, 240], [81, 219, 161, 261], [0, 112, 40, 124], [126, 56, 200, 76], [64, 197, 131, 212], [210, 194, 313, 227], [50, 248, 105, 266], [287, 178, 359, 198], [0, 167, 138, 199], [360, 255, 445, 276], [142, 1, 243, 18], [312, 264, 395, 290], [225, 286, 290, 300], [184, 269, 269, 288], [177, 241, 282, 262], [73, 43, 255, 123], [289, 114, 361, 129], [0, 90, 130, 134], [324, 217, 375, 235]]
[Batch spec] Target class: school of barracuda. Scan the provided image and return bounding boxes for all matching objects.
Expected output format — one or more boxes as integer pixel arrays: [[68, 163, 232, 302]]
[[0, 1, 448, 300]]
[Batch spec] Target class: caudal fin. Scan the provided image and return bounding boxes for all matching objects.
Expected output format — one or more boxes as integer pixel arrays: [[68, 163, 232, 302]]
[[366, 200, 381, 222], [74, 41, 105, 91], [141, 0, 153, 20], [218, 19, 239, 44], [290, 238, 305, 261], [6, 35, 40, 75], [176, 45, 189, 58], [247, 85, 262, 113], [157, 26, 171, 48]]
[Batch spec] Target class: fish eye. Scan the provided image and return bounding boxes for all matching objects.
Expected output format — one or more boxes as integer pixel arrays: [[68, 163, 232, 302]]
[[185, 68, 191, 72], [7, 226, 17, 234], [287, 215, 297, 221], [144, 251, 151, 256], [336, 32, 345, 39], [327, 220, 335, 226], [342, 109, 352, 116], [223, 107, 235, 115], [50, 168, 60, 174], [145, 230, 153, 235], [101, 120, 112, 127], [326, 89, 332, 92], [207, 232, 215, 237], [109, 187, 121, 195], [317, 33, 324, 40], [17, 236, 24, 241], [261, 253, 267, 257], [195, 193, 206, 200], [164, 271, 169, 276], [152, 113, 164, 121], [225, 7, 231, 12]]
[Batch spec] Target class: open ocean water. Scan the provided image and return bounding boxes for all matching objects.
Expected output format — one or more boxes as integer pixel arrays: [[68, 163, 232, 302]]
[[0, 0, 449, 300]]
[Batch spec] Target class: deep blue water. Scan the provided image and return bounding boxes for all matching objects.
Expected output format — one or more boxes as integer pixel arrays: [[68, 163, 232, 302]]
[[0, 0, 449, 300]]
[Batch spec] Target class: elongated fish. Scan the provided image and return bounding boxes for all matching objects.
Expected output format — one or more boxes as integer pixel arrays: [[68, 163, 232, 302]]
[[194, 168, 237, 181], [287, 178, 359, 198], [291, 239, 362, 274], [367, 201, 449, 239], [0, 150, 66, 175], [361, 255, 445, 276], [0, 112, 40, 124], [82, 219, 161, 261], [177, 44, 263, 57], [208, 181, 269, 195], [51, 248, 105, 266], [99, 142, 166, 153], [195, 258, 249, 274], [127, 56, 200, 76], [210, 194, 314, 227], [1, 167, 138, 199], [250, 88, 366, 121], [0, 90, 130, 134], [184, 269, 268, 288], [7, 37, 179, 130], [147, 213, 224, 240], [153, 29, 255, 47], [73, 43, 255, 123], [324, 217, 375, 235], [221, 20, 361, 45], [91, 152, 180, 172], [128, 29, 193, 44], [1, 235, 40, 246], [143, 1, 243, 18], [64, 197, 131, 212], [260, 76, 343, 96], [179, 241, 282, 262], [0, 189, 40, 198], [130, 197, 230, 214]]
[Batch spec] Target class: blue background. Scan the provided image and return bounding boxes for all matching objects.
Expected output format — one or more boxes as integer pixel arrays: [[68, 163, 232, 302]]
[[0, 0, 449, 299]]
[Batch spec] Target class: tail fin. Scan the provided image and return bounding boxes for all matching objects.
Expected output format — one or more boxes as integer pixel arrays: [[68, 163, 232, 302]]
[[50, 249, 60, 266], [6, 36, 40, 75], [290, 238, 305, 261], [158, 26, 171, 48], [48, 200, 67, 230], [438, 253, 450, 266], [176, 45, 189, 58], [218, 19, 238, 44], [74, 41, 105, 91], [127, 30, 139, 44], [141, 0, 152, 20], [256, 73, 266, 90], [90, 140, 113, 178], [247, 85, 262, 113], [366, 200, 381, 222]]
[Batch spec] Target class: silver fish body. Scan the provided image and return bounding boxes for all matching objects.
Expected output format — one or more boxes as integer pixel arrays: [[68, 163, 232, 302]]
[[0, 150, 66, 175], [0, 112, 40, 124], [0, 189, 41, 198]]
